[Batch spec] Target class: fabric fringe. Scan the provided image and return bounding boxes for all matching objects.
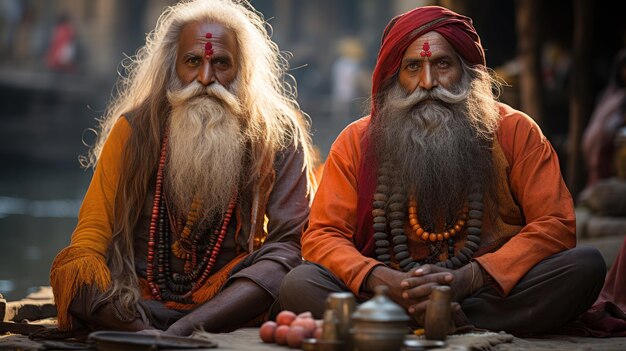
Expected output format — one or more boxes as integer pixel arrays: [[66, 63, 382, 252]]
[[140, 253, 247, 310], [49, 246, 111, 330]]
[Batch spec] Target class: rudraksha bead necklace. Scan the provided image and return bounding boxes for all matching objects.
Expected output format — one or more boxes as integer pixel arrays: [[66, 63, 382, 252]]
[[372, 162, 482, 272], [146, 134, 237, 303]]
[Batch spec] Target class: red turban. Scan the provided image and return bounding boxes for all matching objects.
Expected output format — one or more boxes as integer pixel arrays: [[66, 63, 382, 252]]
[[354, 6, 486, 255], [371, 6, 485, 115]]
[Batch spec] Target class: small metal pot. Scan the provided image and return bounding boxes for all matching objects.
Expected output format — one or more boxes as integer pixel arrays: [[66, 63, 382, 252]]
[[350, 285, 410, 351], [326, 291, 356, 346], [424, 285, 453, 341]]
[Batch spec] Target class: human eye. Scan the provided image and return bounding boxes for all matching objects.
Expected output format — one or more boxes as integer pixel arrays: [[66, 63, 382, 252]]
[[437, 59, 451, 69], [212, 56, 231, 68], [405, 61, 420, 71], [186, 55, 202, 66]]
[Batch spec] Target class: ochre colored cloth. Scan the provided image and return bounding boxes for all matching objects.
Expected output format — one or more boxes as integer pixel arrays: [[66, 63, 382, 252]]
[[51, 116, 311, 330], [50, 118, 130, 329], [302, 103, 575, 296], [371, 6, 485, 113], [49, 247, 112, 330]]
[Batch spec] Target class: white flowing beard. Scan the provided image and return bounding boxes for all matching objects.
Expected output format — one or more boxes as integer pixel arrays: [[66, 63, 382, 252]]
[[165, 81, 245, 220]]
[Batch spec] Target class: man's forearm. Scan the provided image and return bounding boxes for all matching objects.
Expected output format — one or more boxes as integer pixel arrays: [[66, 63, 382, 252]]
[[166, 278, 273, 336], [364, 265, 402, 293], [363, 265, 412, 309]]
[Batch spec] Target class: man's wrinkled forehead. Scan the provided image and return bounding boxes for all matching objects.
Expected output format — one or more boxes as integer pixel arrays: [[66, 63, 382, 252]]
[[403, 31, 458, 62], [177, 21, 238, 59]]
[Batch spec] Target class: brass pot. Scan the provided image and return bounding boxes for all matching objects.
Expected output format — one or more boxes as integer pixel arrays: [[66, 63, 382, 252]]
[[350, 285, 410, 351], [424, 285, 453, 341], [325, 291, 356, 345]]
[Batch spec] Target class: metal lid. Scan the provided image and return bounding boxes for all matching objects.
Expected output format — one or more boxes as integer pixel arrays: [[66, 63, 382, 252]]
[[352, 285, 410, 322]]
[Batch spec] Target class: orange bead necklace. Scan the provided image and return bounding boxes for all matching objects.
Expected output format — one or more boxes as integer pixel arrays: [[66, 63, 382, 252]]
[[408, 196, 468, 242]]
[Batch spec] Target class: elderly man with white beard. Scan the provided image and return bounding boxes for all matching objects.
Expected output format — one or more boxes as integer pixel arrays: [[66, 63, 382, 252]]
[[278, 6, 606, 336], [49, 0, 316, 336]]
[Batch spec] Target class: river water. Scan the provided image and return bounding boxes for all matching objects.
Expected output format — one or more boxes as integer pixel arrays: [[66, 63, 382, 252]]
[[0, 165, 92, 300]]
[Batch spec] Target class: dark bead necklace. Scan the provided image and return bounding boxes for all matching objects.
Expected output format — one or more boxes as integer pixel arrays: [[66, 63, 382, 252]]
[[146, 134, 236, 303], [372, 162, 482, 272]]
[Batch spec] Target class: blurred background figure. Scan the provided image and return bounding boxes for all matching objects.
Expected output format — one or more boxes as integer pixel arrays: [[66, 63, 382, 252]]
[[576, 48, 626, 283], [582, 49, 626, 187], [330, 37, 366, 122], [45, 13, 77, 72], [542, 41, 572, 93], [0, 0, 23, 63]]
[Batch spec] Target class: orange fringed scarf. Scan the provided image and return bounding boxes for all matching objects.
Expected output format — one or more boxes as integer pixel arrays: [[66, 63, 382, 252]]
[[51, 248, 246, 330], [50, 246, 112, 330], [139, 253, 246, 310]]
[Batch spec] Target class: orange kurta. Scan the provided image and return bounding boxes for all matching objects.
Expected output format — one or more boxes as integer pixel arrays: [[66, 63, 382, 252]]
[[51, 116, 312, 329], [302, 103, 575, 296]]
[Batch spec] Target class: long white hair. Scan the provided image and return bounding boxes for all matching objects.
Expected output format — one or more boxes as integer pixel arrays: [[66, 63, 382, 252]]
[[95, 0, 317, 318], [83, 0, 317, 190]]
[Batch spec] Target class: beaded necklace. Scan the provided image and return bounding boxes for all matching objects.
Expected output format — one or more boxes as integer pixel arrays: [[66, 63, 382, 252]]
[[146, 134, 237, 303], [372, 162, 482, 272], [408, 196, 468, 242]]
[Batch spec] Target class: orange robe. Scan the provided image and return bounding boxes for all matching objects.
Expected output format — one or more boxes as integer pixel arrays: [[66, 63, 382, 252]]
[[50, 116, 311, 329], [302, 103, 575, 296]]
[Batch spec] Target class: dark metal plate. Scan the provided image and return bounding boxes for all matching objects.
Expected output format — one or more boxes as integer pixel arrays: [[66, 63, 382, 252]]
[[88, 330, 217, 350]]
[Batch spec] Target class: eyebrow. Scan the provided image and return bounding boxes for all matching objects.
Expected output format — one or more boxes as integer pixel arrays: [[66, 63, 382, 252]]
[[402, 57, 422, 64], [182, 52, 202, 60], [183, 51, 233, 63], [402, 53, 454, 64]]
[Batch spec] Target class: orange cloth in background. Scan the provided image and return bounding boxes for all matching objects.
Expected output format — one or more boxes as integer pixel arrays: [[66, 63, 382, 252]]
[[302, 103, 575, 296]]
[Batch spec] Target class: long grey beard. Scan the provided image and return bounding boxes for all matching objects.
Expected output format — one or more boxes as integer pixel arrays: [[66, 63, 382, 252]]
[[166, 89, 245, 222], [372, 83, 492, 228]]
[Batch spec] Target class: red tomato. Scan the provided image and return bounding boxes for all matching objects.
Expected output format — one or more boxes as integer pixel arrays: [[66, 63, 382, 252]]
[[290, 317, 317, 337], [275, 325, 290, 345], [286, 326, 306, 349], [259, 321, 277, 343], [276, 310, 297, 326]]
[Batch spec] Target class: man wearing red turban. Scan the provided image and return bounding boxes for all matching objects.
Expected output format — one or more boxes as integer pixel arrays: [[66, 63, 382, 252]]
[[277, 6, 607, 335]]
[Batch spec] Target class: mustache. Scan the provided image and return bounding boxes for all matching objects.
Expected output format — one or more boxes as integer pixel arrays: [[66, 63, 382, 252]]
[[388, 84, 470, 112], [166, 80, 243, 115]]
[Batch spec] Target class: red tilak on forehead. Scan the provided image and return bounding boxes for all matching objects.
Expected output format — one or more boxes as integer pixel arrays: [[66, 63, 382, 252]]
[[204, 32, 214, 57], [420, 41, 432, 58]]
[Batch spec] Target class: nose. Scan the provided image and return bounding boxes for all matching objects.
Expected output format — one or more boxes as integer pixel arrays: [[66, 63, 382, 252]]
[[197, 60, 215, 86], [418, 62, 437, 90]]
